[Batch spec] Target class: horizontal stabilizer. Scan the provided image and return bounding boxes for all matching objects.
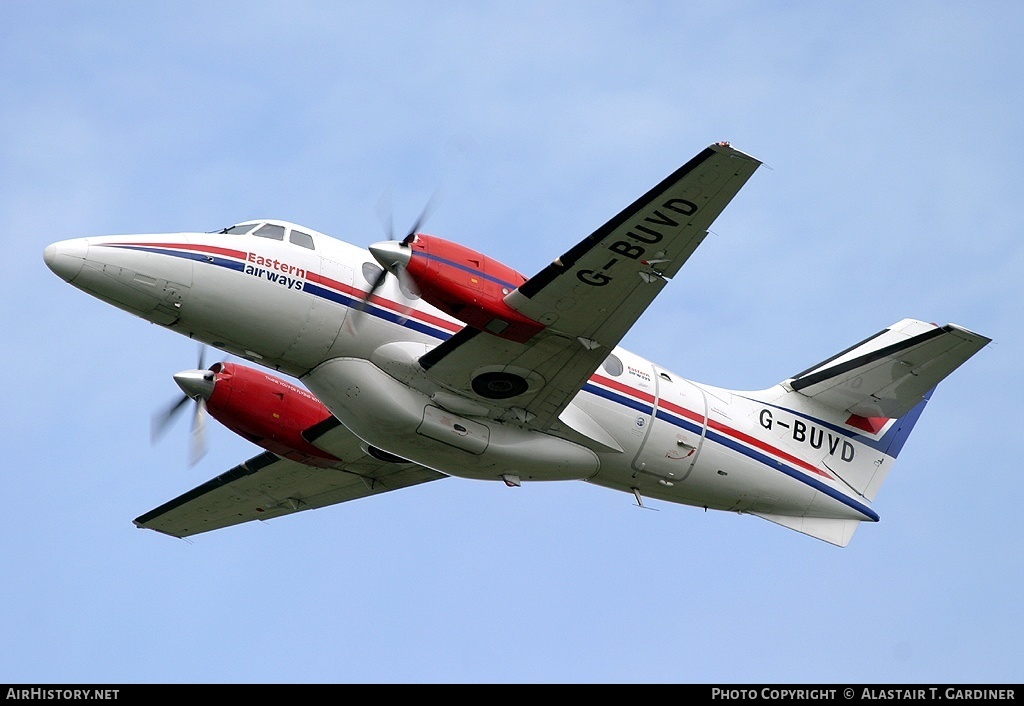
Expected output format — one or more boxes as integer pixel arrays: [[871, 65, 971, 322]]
[[752, 513, 861, 547], [787, 319, 991, 419]]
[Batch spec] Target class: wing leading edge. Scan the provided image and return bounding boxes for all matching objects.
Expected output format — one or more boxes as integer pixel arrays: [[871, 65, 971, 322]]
[[420, 142, 763, 430]]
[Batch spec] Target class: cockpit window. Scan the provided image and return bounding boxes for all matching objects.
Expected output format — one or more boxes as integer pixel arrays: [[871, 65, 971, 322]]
[[290, 230, 315, 250], [253, 224, 286, 240], [221, 223, 259, 235]]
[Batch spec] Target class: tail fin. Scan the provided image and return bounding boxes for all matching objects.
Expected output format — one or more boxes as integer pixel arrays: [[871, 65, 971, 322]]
[[750, 319, 989, 547], [783, 318, 990, 501]]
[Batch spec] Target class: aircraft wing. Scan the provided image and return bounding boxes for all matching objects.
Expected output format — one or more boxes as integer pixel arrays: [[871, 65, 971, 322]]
[[420, 142, 762, 430], [134, 449, 445, 538]]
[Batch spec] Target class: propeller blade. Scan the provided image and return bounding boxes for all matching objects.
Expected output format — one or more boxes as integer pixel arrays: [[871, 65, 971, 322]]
[[189, 397, 208, 468], [378, 186, 439, 244], [151, 393, 191, 444], [393, 262, 420, 324], [394, 262, 420, 298], [151, 350, 219, 467], [351, 189, 437, 332], [348, 266, 388, 333], [376, 189, 395, 241], [402, 192, 438, 244]]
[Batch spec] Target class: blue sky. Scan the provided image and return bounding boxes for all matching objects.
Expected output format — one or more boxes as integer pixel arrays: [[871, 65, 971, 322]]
[[2, 1, 1020, 684]]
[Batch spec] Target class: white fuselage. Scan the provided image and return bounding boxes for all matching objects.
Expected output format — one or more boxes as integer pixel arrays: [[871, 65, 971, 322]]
[[44, 222, 885, 525]]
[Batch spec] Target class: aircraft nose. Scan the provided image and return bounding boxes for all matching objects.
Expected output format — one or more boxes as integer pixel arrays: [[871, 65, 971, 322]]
[[44, 238, 89, 282]]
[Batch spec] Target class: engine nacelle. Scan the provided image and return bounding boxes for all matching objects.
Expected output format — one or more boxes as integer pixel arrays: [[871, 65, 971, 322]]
[[397, 234, 545, 343], [204, 362, 340, 467], [304, 356, 601, 483]]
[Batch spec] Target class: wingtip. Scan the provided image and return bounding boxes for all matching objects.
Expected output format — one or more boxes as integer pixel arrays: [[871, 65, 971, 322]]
[[710, 141, 762, 164], [944, 322, 993, 346]]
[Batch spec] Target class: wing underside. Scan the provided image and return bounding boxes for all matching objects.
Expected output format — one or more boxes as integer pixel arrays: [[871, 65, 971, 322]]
[[420, 143, 763, 430], [134, 449, 444, 538]]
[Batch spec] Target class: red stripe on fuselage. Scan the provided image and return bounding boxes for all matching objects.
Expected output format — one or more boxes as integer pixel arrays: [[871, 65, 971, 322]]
[[304, 271, 462, 333], [588, 373, 833, 480], [107, 241, 249, 260], [590, 373, 656, 405], [705, 417, 833, 479], [112, 242, 463, 335]]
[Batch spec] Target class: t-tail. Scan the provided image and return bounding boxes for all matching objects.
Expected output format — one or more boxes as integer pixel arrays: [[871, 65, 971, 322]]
[[748, 318, 990, 547]]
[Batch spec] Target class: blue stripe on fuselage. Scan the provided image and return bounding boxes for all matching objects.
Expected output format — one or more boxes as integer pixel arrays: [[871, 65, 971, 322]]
[[302, 282, 447, 339], [582, 381, 653, 416], [702, 425, 879, 521], [106, 244, 246, 272], [585, 382, 878, 522], [120, 244, 454, 341]]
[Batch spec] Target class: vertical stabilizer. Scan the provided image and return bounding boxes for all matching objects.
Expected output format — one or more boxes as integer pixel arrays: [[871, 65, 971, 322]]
[[777, 319, 989, 503]]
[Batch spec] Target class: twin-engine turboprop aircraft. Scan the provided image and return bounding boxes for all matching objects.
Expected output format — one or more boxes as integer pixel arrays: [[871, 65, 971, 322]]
[[43, 142, 990, 546]]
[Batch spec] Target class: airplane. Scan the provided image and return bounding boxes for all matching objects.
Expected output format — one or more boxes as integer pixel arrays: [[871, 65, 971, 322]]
[[42, 141, 991, 547]]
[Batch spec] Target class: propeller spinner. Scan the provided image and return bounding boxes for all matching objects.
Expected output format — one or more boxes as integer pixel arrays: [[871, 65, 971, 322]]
[[151, 346, 218, 467], [349, 202, 429, 331]]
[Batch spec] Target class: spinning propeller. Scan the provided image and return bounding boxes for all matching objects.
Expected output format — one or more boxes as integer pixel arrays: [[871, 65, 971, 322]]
[[151, 345, 217, 467], [349, 194, 433, 330]]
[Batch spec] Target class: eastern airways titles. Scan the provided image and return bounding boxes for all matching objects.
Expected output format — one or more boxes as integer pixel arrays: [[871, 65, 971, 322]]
[[244, 251, 306, 291]]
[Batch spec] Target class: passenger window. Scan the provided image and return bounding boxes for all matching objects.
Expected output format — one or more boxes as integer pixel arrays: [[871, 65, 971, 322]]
[[253, 224, 286, 240], [362, 262, 385, 287], [602, 354, 624, 376], [398, 273, 420, 300], [289, 230, 315, 250]]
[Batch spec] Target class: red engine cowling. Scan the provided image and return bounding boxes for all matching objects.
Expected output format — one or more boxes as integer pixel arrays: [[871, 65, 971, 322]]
[[204, 362, 341, 467], [403, 234, 545, 343]]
